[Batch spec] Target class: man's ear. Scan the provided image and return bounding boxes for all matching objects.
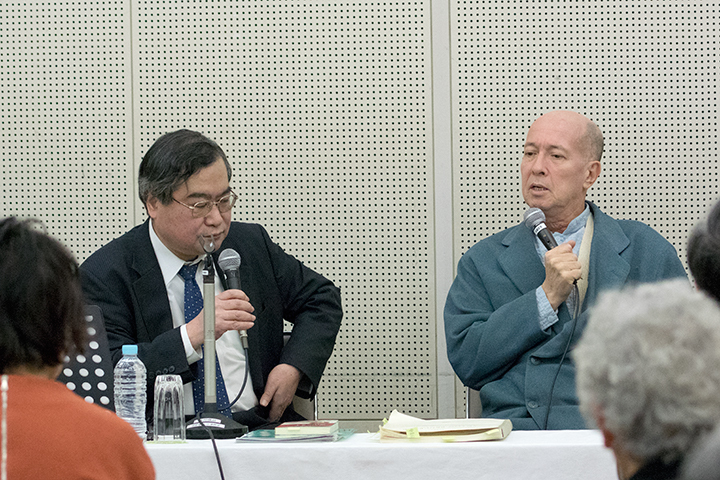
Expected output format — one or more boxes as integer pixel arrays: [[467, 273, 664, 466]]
[[145, 194, 159, 219], [594, 407, 614, 449], [584, 161, 602, 190]]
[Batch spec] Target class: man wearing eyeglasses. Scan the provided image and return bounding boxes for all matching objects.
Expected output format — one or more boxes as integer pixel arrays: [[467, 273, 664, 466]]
[[80, 129, 343, 430]]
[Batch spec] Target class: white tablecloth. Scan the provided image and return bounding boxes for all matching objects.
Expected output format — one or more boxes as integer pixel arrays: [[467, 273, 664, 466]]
[[145, 430, 618, 480]]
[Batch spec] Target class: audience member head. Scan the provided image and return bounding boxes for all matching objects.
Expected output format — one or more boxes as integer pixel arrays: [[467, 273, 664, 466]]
[[521, 110, 603, 232], [687, 199, 720, 302], [0, 217, 86, 376], [574, 279, 720, 480], [138, 128, 231, 207], [138, 129, 237, 260]]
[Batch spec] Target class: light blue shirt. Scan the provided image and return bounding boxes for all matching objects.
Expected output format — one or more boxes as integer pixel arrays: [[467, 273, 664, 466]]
[[534, 204, 590, 330]]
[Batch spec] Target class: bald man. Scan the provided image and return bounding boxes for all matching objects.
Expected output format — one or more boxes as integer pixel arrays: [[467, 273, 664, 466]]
[[444, 111, 687, 429]]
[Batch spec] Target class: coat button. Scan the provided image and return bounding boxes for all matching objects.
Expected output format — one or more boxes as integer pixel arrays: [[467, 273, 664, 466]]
[[528, 401, 539, 409], [530, 357, 540, 365]]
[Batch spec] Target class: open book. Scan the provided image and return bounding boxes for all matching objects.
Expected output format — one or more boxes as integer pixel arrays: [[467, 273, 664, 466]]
[[379, 410, 512, 442]]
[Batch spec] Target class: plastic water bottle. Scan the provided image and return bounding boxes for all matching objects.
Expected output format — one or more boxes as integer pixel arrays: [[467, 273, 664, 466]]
[[114, 344, 147, 440]]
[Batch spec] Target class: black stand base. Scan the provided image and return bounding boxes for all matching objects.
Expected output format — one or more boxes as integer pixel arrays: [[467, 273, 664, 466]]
[[186, 412, 249, 439]]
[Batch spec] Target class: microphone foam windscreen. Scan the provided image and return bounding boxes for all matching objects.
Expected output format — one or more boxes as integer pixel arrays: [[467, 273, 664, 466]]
[[218, 248, 241, 272], [523, 208, 546, 230]]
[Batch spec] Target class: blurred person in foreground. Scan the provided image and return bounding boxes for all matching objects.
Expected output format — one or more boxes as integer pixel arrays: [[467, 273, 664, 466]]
[[444, 110, 687, 429], [0, 217, 154, 480], [575, 279, 720, 480], [80, 129, 343, 429], [675, 198, 720, 480], [687, 198, 720, 302]]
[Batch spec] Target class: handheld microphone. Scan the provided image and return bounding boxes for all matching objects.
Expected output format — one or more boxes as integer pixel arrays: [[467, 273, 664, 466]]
[[218, 249, 248, 349], [523, 208, 558, 251]]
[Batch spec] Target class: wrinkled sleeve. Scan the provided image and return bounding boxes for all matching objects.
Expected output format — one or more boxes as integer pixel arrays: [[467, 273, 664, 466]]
[[259, 225, 343, 396], [444, 249, 550, 390]]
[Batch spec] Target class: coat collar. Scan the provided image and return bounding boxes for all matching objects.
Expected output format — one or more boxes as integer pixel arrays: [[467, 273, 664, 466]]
[[498, 202, 631, 307]]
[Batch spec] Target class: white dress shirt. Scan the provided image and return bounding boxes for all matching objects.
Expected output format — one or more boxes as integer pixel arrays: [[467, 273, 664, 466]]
[[148, 220, 258, 415]]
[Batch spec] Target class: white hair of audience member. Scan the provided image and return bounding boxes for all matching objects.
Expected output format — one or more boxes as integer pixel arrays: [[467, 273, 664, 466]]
[[682, 424, 720, 480], [574, 279, 720, 464]]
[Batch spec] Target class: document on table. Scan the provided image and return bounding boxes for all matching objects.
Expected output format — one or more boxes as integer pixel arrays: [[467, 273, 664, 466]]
[[378, 410, 512, 442]]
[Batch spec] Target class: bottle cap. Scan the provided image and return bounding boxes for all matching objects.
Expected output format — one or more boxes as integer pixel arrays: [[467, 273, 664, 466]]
[[122, 344, 139, 356]]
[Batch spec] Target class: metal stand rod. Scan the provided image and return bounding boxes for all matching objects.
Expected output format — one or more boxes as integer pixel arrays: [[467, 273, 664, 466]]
[[186, 249, 248, 439]]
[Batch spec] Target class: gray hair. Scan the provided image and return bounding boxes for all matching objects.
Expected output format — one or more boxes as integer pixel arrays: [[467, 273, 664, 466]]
[[574, 279, 720, 463]]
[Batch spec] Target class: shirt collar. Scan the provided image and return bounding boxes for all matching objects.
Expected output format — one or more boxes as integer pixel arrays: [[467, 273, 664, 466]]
[[148, 219, 202, 287], [559, 203, 591, 237]]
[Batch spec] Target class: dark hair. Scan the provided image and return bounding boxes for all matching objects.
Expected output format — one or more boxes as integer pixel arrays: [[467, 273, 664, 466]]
[[0, 217, 86, 373], [688, 200, 720, 303], [138, 129, 232, 206]]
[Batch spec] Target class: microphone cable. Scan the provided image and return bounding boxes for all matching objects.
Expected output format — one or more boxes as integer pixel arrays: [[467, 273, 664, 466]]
[[190, 344, 249, 480], [541, 283, 580, 430], [227, 345, 250, 409], [203, 343, 251, 480], [215, 249, 250, 411], [190, 413, 225, 480]]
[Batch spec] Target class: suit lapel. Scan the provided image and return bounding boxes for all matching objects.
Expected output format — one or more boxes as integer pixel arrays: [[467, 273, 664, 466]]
[[131, 220, 175, 340], [583, 204, 631, 308], [499, 225, 546, 295]]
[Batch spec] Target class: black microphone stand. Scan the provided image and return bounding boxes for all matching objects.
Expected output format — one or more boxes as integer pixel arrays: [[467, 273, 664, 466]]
[[186, 245, 248, 439]]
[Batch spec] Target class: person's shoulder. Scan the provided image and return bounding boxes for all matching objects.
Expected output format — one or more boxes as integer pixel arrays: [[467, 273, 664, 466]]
[[225, 221, 272, 244], [228, 220, 265, 234], [81, 221, 148, 268], [592, 203, 670, 241], [58, 387, 146, 444], [38, 378, 134, 433], [609, 215, 671, 242], [465, 223, 523, 254], [69, 398, 156, 479], [596, 209, 680, 263]]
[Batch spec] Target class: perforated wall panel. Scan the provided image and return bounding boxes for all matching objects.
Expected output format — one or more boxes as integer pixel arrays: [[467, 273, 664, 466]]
[[1, 2, 133, 259], [452, 0, 719, 262], [134, 0, 435, 419]]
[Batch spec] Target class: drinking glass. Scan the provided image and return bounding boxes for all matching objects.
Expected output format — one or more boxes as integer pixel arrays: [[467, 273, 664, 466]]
[[153, 374, 185, 442]]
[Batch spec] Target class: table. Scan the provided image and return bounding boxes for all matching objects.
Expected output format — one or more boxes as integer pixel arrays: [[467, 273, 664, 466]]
[[146, 430, 618, 480]]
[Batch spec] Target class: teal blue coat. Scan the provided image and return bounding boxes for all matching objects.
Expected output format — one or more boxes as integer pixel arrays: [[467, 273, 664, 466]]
[[444, 203, 688, 429]]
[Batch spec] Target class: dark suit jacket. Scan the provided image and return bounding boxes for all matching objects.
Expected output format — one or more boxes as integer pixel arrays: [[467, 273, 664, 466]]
[[80, 220, 343, 416]]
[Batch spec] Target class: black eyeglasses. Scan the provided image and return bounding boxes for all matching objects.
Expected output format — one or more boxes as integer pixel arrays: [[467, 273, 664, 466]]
[[172, 191, 238, 218]]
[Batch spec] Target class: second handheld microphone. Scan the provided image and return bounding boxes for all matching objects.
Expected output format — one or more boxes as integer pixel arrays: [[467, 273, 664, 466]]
[[523, 207, 558, 251], [218, 248, 249, 349]]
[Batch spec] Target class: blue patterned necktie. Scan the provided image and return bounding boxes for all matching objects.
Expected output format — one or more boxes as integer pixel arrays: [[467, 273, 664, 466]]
[[178, 263, 232, 417]]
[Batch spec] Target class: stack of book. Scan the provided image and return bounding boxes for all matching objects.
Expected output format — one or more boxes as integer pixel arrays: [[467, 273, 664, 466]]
[[237, 420, 341, 443]]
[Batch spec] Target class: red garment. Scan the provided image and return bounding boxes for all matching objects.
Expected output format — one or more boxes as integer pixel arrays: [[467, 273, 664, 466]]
[[4, 374, 155, 480]]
